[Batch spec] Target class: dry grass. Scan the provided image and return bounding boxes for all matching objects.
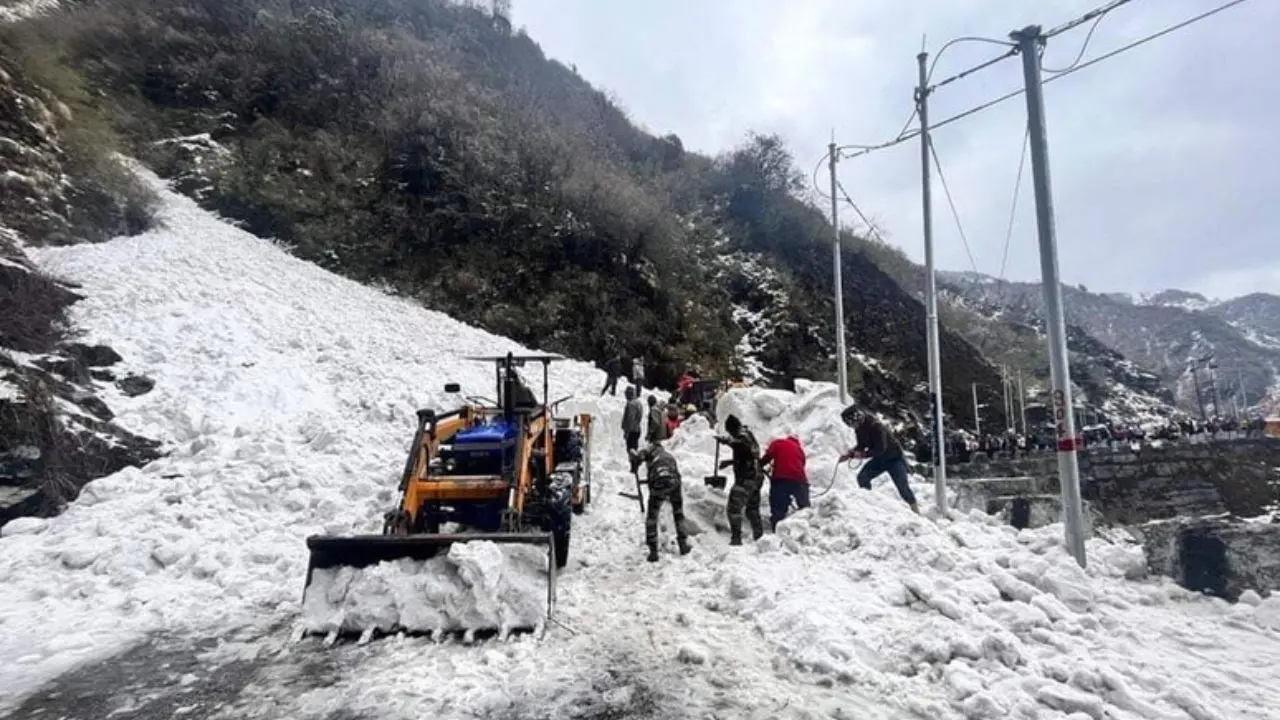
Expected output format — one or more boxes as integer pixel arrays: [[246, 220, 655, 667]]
[[0, 245, 81, 353]]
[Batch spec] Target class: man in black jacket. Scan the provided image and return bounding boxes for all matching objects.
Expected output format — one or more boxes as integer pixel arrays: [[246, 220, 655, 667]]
[[839, 406, 918, 514]]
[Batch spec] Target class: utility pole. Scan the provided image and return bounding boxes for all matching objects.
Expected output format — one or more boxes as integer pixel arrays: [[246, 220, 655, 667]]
[[1017, 367, 1027, 435], [827, 140, 850, 406], [1209, 361, 1221, 418], [1239, 369, 1249, 410], [971, 382, 981, 436], [917, 52, 947, 514], [1012, 25, 1087, 568], [1190, 363, 1207, 421], [998, 363, 1008, 430]]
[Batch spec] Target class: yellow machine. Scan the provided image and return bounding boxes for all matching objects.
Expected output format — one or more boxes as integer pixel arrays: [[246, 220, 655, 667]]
[[302, 353, 592, 635]]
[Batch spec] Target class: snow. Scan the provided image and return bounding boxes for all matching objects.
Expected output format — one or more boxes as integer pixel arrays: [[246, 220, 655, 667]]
[[301, 543, 550, 638], [4, 167, 1280, 718], [0, 0, 59, 23]]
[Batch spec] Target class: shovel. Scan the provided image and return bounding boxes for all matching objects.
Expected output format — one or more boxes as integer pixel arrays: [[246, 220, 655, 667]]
[[618, 451, 646, 512], [704, 440, 728, 490]]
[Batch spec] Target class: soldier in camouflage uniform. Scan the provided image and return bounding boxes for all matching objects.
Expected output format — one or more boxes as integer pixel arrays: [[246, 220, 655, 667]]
[[716, 414, 764, 545], [630, 442, 692, 562]]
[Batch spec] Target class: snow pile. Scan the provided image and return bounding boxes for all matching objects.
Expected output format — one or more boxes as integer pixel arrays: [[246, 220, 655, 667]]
[[687, 382, 1280, 719], [301, 541, 549, 637], [1, 166, 615, 706]]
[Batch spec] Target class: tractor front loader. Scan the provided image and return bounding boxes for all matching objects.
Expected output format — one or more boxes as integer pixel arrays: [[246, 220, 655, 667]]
[[301, 353, 592, 641]]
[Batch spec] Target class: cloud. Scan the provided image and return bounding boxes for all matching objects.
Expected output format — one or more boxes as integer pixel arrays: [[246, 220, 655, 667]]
[[512, 0, 1280, 299]]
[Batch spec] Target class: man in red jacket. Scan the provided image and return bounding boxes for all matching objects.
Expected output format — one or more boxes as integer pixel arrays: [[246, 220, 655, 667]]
[[761, 433, 809, 531]]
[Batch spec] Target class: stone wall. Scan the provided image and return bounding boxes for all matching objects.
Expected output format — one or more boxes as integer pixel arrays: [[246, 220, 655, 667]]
[[1139, 516, 1280, 601], [949, 438, 1280, 525]]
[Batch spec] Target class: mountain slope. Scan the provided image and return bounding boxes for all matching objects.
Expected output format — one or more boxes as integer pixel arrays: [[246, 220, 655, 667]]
[[4, 172, 1279, 719], [942, 271, 1280, 417], [0, 0, 1008, 431]]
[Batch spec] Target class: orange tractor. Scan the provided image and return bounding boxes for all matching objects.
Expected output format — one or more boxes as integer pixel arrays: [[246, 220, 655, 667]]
[[302, 353, 592, 634]]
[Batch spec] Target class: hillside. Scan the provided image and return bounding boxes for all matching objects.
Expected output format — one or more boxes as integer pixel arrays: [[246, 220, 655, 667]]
[[941, 271, 1280, 418], [0, 0, 1009, 433]]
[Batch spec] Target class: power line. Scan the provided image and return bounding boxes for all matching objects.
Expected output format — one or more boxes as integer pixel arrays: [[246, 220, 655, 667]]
[[997, 127, 1030, 284], [1044, 0, 1248, 78], [1045, 0, 1138, 38], [836, 0, 1250, 162], [928, 45, 1017, 93], [926, 137, 980, 276], [1042, 11, 1104, 73], [835, 180, 892, 247]]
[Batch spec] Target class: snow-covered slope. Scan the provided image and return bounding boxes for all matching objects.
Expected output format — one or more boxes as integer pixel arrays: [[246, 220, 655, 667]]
[[4, 171, 1280, 719]]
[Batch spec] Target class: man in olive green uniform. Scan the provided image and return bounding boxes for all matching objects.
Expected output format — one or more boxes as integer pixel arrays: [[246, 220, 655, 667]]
[[716, 414, 764, 546], [630, 442, 692, 562]]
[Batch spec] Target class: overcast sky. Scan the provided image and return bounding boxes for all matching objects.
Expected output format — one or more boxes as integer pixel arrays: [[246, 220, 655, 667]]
[[513, 0, 1278, 300]]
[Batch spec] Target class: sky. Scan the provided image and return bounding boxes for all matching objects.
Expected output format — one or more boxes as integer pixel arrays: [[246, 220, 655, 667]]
[[512, 0, 1279, 300]]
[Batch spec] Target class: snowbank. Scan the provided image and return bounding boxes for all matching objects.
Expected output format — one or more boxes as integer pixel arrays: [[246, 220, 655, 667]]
[[689, 382, 1280, 719], [3, 167, 618, 707], [301, 542, 549, 638]]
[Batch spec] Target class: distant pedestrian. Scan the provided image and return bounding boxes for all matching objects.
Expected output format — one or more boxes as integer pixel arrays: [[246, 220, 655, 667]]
[[631, 356, 645, 388], [839, 406, 918, 514], [621, 387, 644, 471], [761, 433, 809, 531], [646, 395, 669, 443], [601, 354, 621, 396]]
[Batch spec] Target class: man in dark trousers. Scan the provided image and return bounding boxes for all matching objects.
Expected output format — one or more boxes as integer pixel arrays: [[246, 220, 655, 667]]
[[630, 442, 692, 561], [646, 394, 669, 443], [761, 432, 809, 531], [839, 406, 919, 514], [621, 387, 645, 472], [601, 354, 622, 396], [716, 414, 764, 545]]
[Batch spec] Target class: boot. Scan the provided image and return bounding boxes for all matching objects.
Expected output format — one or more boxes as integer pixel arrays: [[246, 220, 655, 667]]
[[678, 537, 692, 556], [909, 501, 920, 515], [729, 533, 743, 547], [647, 544, 659, 562], [752, 529, 764, 541]]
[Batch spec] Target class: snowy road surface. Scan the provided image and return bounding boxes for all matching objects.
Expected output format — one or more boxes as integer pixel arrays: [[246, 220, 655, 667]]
[[3, 168, 1280, 718]]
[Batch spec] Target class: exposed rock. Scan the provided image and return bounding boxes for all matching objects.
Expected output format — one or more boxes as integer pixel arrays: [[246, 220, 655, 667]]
[[118, 374, 156, 397], [66, 342, 123, 367], [34, 356, 92, 384]]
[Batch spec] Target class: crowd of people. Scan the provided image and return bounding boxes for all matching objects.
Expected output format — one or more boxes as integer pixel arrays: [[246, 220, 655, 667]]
[[912, 414, 1275, 466], [620, 387, 918, 562]]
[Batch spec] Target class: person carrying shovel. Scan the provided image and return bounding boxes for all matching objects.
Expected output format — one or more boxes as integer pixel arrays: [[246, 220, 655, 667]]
[[630, 442, 692, 562]]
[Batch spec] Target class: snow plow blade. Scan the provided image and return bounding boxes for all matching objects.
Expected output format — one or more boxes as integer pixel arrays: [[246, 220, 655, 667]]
[[301, 532, 558, 642]]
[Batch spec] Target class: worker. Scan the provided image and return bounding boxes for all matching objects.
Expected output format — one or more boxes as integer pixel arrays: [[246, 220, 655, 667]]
[[509, 372, 538, 410], [646, 394, 669, 443], [761, 432, 809, 531], [676, 368, 696, 406], [622, 387, 645, 472], [716, 414, 764, 545], [601, 354, 621, 396], [839, 406, 918, 514], [630, 442, 692, 561], [664, 402, 682, 435]]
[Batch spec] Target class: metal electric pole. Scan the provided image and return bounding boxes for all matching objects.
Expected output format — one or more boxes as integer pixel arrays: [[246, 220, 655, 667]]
[[1017, 367, 1027, 435], [1012, 25, 1087, 568], [971, 382, 981, 436], [917, 51, 948, 514], [828, 141, 850, 406]]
